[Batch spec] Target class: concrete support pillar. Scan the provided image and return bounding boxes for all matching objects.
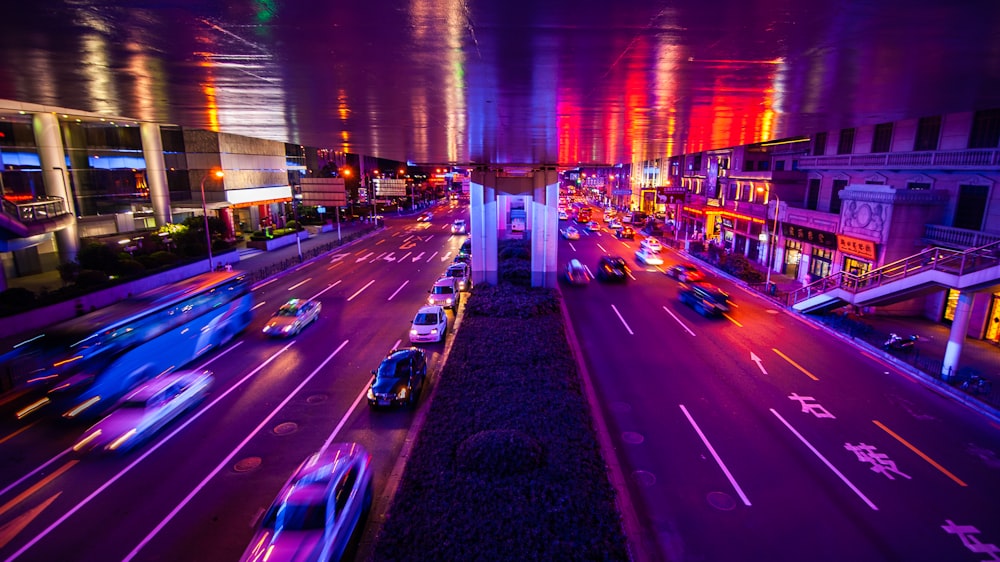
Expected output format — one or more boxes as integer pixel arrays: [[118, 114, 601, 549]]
[[470, 175, 498, 285], [942, 291, 974, 379], [773, 245, 785, 273], [530, 168, 559, 288], [140, 122, 171, 227], [32, 112, 79, 264]]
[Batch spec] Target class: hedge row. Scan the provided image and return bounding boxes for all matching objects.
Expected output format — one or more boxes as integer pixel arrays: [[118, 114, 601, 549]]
[[373, 242, 628, 561]]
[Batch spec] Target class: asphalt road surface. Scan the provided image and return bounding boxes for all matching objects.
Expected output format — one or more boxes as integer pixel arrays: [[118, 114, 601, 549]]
[[0, 205, 472, 561], [560, 211, 1000, 562]]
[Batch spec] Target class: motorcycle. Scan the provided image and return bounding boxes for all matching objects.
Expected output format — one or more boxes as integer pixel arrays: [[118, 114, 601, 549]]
[[883, 333, 919, 353]]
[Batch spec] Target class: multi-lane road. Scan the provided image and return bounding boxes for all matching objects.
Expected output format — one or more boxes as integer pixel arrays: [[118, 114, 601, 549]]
[[0, 207, 472, 561], [1, 202, 999, 562], [560, 212, 1000, 561]]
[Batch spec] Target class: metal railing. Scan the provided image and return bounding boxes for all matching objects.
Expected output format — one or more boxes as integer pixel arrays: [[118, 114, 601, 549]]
[[1, 196, 70, 223], [790, 239, 1000, 305]]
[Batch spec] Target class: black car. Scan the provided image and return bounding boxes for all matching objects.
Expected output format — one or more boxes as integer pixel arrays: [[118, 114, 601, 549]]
[[367, 348, 427, 408], [596, 255, 630, 282], [678, 281, 731, 317]]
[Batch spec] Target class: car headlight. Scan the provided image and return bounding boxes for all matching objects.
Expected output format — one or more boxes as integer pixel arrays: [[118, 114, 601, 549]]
[[398, 387, 408, 399], [262, 325, 271, 333], [430, 328, 439, 334], [445, 298, 453, 304], [410, 329, 418, 335], [282, 325, 293, 333], [367, 387, 375, 400]]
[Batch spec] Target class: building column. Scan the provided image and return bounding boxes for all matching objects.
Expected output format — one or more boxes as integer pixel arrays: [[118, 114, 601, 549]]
[[530, 168, 559, 288], [140, 122, 171, 227], [470, 172, 498, 285], [942, 291, 975, 379], [32, 112, 79, 264]]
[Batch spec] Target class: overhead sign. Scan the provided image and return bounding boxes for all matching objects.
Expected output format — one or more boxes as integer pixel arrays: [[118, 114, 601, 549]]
[[374, 178, 407, 197], [299, 177, 347, 206]]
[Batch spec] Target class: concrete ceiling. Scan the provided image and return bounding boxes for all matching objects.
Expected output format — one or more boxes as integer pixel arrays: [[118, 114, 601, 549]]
[[2, 0, 1000, 167]]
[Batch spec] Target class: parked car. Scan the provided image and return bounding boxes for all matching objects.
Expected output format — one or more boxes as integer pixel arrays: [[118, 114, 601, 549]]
[[445, 262, 472, 291], [616, 226, 635, 239], [451, 219, 467, 234], [596, 255, 630, 282], [665, 263, 705, 282], [239, 442, 373, 562], [410, 305, 448, 343], [73, 370, 214, 454], [367, 347, 427, 408], [428, 277, 460, 310], [262, 298, 321, 337], [678, 281, 731, 317], [634, 248, 664, 266], [560, 226, 581, 240], [640, 237, 662, 253], [564, 259, 591, 285], [459, 238, 472, 258]]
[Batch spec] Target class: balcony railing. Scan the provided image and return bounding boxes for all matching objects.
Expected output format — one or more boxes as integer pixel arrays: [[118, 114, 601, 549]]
[[789, 239, 1000, 305], [5, 196, 69, 223], [797, 148, 1000, 170], [923, 225, 1000, 250]]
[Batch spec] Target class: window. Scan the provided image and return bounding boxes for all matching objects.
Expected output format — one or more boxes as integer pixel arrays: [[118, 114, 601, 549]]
[[743, 159, 755, 172], [806, 179, 820, 210], [907, 182, 931, 190], [837, 128, 855, 155], [968, 109, 1000, 149], [914, 116, 941, 151], [809, 248, 833, 280], [871, 123, 893, 153], [813, 132, 827, 156], [830, 179, 848, 214], [954, 184, 988, 229], [757, 161, 770, 171], [774, 160, 785, 171]]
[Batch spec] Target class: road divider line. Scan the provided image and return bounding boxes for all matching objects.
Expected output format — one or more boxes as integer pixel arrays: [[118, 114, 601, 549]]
[[387, 280, 409, 301], [662, 306, 696, 337], [679, 405, 751, 506], [770, 408, 878, 510], [611, 304, 634, 335], [122, 340, 350, 562], [873, 420, 967, 487], [347, 280, 376, 302], [310, 280, 342, 301], [250, 301, 267, 311], [426, 251, 439, 262], [772, 348, 819, 381], [724, 313, 743, 327], [286, 278, 311, 292], [0, 422, 36, 446]]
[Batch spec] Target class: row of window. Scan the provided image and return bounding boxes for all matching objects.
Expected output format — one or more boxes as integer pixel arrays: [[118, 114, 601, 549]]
[[812, 109, 1000, 156]]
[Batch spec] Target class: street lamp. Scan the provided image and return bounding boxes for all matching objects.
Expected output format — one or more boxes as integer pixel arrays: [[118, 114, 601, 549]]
[[201, 169, 224, 271], [757, 187, 780, 291]]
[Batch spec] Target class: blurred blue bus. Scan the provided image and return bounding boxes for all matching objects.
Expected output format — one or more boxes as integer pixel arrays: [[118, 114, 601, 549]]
[[7, 271, 253, 421]]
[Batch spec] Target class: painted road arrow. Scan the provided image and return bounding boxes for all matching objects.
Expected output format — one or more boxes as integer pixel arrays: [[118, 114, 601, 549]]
[[412, 251, 425, 262], [750, 351, 768, 375]]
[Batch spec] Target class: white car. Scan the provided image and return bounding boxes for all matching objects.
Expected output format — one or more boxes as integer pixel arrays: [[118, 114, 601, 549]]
[[451, 219, 467, 234], [635, 248, 664, 266], [73, 370, 214, 454], [558, 209, 569, 220], [640, 237, 662, 253], [410, 305, 448, 343], [428, 276, 460, 310], [240, 443, 374, 562], [560, 226, 581, 240], [607, 219, 623, 231], [262, 298, 321, 337]]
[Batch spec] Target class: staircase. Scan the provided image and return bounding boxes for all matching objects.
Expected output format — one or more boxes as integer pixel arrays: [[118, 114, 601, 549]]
[[791, 239, 1000, 313]]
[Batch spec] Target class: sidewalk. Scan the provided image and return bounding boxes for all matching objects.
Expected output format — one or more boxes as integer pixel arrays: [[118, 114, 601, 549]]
[[662, 234, 1000, 417]]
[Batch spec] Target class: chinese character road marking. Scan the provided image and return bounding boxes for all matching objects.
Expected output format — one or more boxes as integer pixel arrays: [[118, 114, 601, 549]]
[[788, 393, 836, 419], [942, 520, 1000, 560], [844, 443, 911, 480]]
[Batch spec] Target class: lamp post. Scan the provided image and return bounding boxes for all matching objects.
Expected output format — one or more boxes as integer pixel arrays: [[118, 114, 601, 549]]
[[200, 169, 224, 271], [757, 187, 780, 291]]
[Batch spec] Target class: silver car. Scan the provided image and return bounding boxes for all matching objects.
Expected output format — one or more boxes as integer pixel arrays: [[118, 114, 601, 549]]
[[427, 277, 460, 310], [73, 370, 213, 454], [262, 298, 322, 337], [444, 262, 472, 291], [240, 443, 374, 562]]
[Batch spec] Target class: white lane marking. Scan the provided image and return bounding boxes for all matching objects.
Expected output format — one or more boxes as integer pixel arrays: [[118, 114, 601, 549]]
[[679, 404, 751, 506], [347, 280, 376, 302], [627, 270, 637, 281], [402, 235, 414, 243], [253, 278, 277, 290], [251, 301, 267, 311], [770, 408, 878, 511], [355, 252, 374, 263], [388, 280, 409, 301], [3, 341, 275, 561], [661, 306, 695, 336], [569, 242, 577, 252], [122, 340, 351, 561], [440, 252, 453, 262], [398, 251, 412, 264], [597, 243, 608, 253], [611, 304, 634, 335], [287, 278, 311, 292], [319, 378, 372, 454], [310, 280, 341, 300], [391, 339, 402, 350], [373, 251, 387, 261], [328, 252, 349, 263], [426, 251, 439, 263]]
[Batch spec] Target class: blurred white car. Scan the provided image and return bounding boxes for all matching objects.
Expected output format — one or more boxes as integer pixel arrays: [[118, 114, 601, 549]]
[[240, 443, 374, 562], [584, 220, 600, 232], [451, 219, 467, 234], [558, 209, 569, 220], [73, 370, 213, 454], [445, 262, 472, 291], [560, 226, 580, 240], [410, 305, 448, 343], [607, 219, 623, 231], [262, 298, 322, 337], [635, 248, 664, 266], [640, 237, 662, 253]]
